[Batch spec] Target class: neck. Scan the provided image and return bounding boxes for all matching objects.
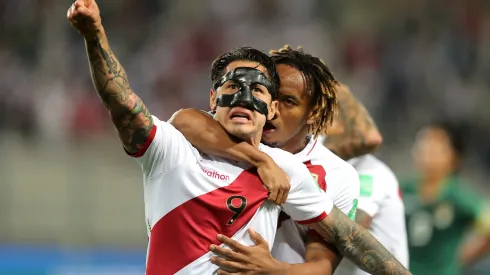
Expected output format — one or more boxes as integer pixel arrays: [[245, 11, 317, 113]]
[[241, 132, 263, 148], [278, 127, 310, 155]]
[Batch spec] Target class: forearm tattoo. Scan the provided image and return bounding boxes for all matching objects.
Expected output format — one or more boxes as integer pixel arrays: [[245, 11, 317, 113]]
[[313, 207, 410, 275], [85, 34, 153, 154]]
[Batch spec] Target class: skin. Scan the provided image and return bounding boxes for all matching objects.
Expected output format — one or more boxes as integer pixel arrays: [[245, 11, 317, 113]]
[[211, 60, 277, 147], [171, 65, 409, 274], [67, 0, 153, 155], [412, 127, 490, 266], [323, 84, 383, 160], [68, 1, 404, 273]]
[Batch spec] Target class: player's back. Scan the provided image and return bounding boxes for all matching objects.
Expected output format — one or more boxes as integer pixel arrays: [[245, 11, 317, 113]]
[[271, 138, 360, 264], [134, 117, 332, 275], [335, 154, 408, 275]]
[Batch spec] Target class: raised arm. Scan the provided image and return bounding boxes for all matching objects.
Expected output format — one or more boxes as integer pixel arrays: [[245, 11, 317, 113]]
[[323, 84, 382, 160], [67, 0, 153, 154]]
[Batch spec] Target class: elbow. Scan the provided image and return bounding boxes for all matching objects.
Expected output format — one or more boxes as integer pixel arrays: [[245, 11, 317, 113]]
[[169, 108, 196, 132], [363, 129, 383, 152]]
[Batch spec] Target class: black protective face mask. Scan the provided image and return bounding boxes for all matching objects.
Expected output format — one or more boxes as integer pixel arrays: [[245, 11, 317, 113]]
[[214, 67, 273, 117]]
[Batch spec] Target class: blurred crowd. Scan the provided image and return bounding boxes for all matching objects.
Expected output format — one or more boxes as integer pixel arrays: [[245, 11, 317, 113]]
[[0, 0, 490, 273], [2, 0, 490, 181]]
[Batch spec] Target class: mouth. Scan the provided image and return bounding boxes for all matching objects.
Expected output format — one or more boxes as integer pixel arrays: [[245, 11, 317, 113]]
[[263, 121, 276, 134], [229, 107, 253, 123]]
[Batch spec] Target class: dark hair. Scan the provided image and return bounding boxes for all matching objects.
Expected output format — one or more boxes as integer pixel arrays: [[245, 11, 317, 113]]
[[269, 45, 338, 138], [428, 120, 466, 159], [210, 47, 280, 98]]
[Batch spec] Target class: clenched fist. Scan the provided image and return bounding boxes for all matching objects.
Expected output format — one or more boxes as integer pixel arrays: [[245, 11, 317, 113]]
[[67, 0, 102, 40]]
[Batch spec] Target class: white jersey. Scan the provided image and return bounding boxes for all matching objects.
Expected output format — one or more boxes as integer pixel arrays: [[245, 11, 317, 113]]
[[131, 116, 334, 275], [335, 154, 409, 275], [271, 138, 360, 264]]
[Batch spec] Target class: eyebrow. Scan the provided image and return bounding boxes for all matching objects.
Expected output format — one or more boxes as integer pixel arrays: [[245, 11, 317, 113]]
[[281, 94, 300, 101]]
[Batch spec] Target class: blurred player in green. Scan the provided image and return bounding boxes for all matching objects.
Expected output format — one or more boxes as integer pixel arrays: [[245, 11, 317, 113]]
[[402, 121, 490, 275]]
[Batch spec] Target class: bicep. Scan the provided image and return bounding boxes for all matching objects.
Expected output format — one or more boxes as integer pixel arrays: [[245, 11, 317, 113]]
[[111, 92, 154, 154]]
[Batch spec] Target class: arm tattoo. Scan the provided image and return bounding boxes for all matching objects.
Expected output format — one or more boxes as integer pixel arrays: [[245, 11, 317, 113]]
[[324, 85, 380, 160], [311, 207, 410, 275], [85, 33, 153, 154], [355, 209, 374, 229]]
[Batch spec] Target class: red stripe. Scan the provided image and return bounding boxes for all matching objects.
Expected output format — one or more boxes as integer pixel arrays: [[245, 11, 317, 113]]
[[146, 169, 268, 275], [306, 139, 318, 156], [398, 187, 403, 199], [127, 125, 157, 158], [277, 161, 328, 228], [304, 161, 327, 191], [296, 211, 327, 225]]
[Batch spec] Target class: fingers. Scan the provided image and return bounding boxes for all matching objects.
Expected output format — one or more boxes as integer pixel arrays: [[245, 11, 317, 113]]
[[210, 256, 249, 272], [83, 0, 93, 7], [267, 189, 278, 204], [276, 188, 285, 205], [216, 269, 245, 275], [248, 228, 269, 248], [217, 234, 249, 253], [209, 244, 248, 262]]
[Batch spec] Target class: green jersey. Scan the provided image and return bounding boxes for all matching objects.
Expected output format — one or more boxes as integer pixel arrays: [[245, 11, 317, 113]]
[[402, 177, 487, 275]]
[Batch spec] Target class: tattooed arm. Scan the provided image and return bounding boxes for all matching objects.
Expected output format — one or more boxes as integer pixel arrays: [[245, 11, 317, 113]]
[[323, 84, 382, 160], [67, 0, 153, 154], [85, 32, 153, 154], [309, 206, 410, 275], [355, 209, 374, 229]]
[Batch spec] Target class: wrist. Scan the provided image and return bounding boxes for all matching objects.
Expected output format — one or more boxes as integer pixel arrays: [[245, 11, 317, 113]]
[[252, 150, 273, 168], [275, 261, 292, 275], [84, 25, 105, 42]]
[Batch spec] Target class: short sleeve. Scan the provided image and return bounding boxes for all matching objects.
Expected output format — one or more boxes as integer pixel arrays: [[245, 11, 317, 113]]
[[130, 115, 197, 177], [356, 174, 385, 217], [327, 165, 360, 219], [281, 164, 334, 224]]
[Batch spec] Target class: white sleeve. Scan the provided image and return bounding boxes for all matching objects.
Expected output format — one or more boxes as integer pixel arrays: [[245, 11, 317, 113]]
[[129, 115, 196, 177], [327, 165, 360, 219], [281, 163, 334, 224], [356, 172, 385, 217]]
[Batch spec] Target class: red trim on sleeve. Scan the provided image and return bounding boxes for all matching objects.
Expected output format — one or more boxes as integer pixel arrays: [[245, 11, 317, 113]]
[[296, 211, 327, 225], [126, 125, 158, 158]]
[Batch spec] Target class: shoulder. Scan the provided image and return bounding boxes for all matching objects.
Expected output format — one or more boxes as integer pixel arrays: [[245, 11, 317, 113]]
[[353, 155, 398, 185], [260, 144, 312, 186], [308, 142, 359, 196], [260, 144, 306, 175]]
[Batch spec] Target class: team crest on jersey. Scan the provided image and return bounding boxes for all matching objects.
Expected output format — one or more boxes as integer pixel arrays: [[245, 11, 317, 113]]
[[310, 173, 321, 192]]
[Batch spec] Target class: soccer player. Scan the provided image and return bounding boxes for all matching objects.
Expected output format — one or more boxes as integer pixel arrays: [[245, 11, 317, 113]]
[[66, 1, 409, 275], [170, 46, 408, 274], [318, 85, 409, 274], [402, 121, 490, 275]]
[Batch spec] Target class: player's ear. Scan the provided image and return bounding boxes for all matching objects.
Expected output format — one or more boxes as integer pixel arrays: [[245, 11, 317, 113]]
[[306, 106, 320, 126], [267, 100, 278, 121], [210, 89, 217, 111]]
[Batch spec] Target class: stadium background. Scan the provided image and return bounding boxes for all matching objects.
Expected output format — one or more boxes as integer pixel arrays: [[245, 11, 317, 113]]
[[1, 0, 489, 274]]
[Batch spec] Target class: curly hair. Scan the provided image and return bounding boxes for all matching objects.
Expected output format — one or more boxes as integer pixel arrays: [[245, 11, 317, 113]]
[[269, 45, 338, 137]]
